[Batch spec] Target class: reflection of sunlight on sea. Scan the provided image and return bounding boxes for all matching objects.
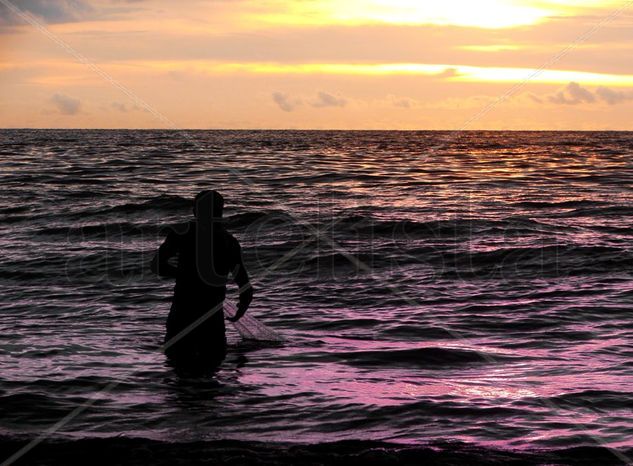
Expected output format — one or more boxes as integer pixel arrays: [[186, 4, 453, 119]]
[[239, 367, 542, 405]]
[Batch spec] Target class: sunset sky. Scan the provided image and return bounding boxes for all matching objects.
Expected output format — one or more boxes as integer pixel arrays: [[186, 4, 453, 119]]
[[1, 0, 633, 129]]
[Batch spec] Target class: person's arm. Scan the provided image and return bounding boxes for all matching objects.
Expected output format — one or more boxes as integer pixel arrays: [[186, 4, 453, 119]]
[[150, 231, 179, 278], [227, 242, 253, 322]]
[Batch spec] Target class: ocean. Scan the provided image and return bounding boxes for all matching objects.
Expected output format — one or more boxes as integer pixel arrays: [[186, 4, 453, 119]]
[[0, 129, 632, 465]]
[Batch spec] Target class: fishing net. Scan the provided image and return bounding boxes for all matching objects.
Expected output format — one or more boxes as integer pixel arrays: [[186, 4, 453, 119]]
[[224, 302, 284, 342]]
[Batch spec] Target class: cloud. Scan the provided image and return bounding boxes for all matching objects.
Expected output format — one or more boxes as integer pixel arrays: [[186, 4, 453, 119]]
[[112, 102, 128, 112], [393, 99, 412, 108], [272, 91, 347, 111], [595, 86, 633, 105], [272, 92, 299, 112], [539, 82, 633, 106], [436, 67, 460, 79], [387, 94, 415, 108], [0, 0, 95, 26], [51, 93, 80, 115], [548, 82, 595, 105], [311, 91, 346, 108], [0, 0, 148, 28]]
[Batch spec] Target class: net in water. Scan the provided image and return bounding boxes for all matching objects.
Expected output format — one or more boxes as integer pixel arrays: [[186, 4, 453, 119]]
[[224, 303, 284, 342]]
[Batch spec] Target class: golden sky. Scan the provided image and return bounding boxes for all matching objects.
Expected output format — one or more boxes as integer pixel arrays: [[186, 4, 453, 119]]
[[1, 0, 633, 129]]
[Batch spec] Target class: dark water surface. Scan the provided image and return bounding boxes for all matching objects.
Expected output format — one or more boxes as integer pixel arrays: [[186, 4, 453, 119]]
[[0, 130, 632, 464]]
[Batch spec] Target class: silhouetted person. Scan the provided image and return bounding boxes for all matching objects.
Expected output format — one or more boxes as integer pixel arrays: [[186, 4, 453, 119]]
[[151, 190, 253, 364]]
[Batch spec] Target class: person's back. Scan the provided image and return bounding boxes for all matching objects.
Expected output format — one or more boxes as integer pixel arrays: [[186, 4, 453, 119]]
[[171, 220, 239, 297], [151, 190, 253, 363]]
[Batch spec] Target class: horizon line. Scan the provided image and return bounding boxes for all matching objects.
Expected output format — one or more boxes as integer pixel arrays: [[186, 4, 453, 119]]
[[2, 127, 633, 132]]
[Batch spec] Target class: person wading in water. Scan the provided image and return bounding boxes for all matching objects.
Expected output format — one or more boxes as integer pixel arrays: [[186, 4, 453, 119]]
[[151, 190, 253, 364]]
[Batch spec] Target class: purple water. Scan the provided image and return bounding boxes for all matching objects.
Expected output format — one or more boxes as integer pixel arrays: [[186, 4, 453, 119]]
[[1, 129, 632, 463]]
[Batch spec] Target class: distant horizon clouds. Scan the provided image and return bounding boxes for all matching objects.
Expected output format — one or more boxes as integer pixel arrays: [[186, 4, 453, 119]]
[[51, 93, 81, 115]]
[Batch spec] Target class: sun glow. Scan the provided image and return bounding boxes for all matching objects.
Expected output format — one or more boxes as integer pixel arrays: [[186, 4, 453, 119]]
[[137, 61, 633, 87], [245, 0, 623, 30], [3, 0, 633, 129], [330, 0, 551, 28]]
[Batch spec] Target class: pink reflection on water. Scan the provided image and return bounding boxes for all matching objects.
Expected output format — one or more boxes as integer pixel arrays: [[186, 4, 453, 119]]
[[239, 365, 543, 407]]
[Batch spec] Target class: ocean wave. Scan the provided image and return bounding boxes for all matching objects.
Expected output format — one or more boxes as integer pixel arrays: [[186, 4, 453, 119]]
[[0, 393, 79, 420], [289, 244, 632, 277], [6, 206, 623, 245], [1, 195, 193, 224], [225, 210, 292, 228], [2, 250, 152, 283], [334, 216, 551, 237], [556, 205, 633, 218], [292, 347, 515, 368], [339, 347, 518, 367], [4, 240, 631, 284], [379, 325, 460, 339], [522, 390, 633, 410], [442, 245, 632, 275], [33, 222, 173, 239], [512, 200, 606, 209], [0, 206, 32, 215], [100, 194, 191, 214], [33, 210, 567, 238]]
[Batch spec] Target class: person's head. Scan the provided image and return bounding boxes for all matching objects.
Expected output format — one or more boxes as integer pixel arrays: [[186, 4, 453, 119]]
[[193, 190, 224, 221]]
